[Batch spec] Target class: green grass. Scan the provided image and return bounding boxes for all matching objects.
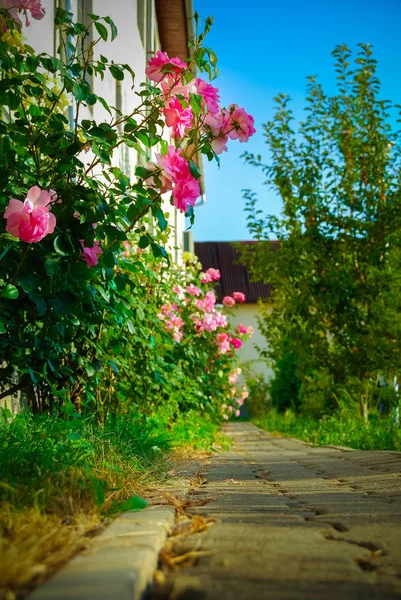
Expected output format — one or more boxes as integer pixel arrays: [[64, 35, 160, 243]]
[[254, 410, 401, 451], [0, 407, 222, 598]]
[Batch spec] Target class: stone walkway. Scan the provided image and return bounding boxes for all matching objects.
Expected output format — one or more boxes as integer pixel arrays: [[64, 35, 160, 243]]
[[151, 422, 401, 600]]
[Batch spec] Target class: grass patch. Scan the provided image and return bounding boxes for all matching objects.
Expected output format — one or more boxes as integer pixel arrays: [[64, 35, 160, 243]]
[[0, 408, 222, 599], [254, 410, 401, 451]]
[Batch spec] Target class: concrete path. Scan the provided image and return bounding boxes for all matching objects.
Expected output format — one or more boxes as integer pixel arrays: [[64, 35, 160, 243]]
[[151, 422, 401, 600]]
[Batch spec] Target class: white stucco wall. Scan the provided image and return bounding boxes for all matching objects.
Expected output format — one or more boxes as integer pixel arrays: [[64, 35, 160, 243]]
[[230, 303, 273, 381]]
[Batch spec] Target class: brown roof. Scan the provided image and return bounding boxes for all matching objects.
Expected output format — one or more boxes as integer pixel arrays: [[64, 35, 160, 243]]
[[194, 241, 276, 303], [155, 0, 192, 62]]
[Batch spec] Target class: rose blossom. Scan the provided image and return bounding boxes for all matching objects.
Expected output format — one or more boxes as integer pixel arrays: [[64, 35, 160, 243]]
[[204, 111, 229, 154], [226, 104, 256, 143], [205, 267, 220, 281], [232, 291, 246, 303], [156, 146, 200, 213], [237, 324, 248, 335], [145, 50, 186, 83], [200, 272, 212, 284], [186, 283, 201, 297], [163, 97, 193, 138], [80, 240, 102, 268], [222, 296, 235, 307], [216, 332, 230, 354], [4, 186, 56, 243], [196, 78, 220, 114], [0, 0, 45, 26], [230, 337, 243, 350]]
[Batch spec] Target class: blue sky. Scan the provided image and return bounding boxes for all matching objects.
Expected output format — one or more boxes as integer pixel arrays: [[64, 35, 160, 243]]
[[191, 0, 401, 241]]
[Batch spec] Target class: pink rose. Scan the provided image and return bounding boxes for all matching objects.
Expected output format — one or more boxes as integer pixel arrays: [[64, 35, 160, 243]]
[[226, 104, 256, 143], [235, 409, 241, 417], [162, 77, 197, 98], [196, 78, 220, 114], [204, 111, 229, 154], [145, 50, 186, 83], [222, 296, 235, 307], [156, 146, 200, 213], [172, 174, 200, 213], [4, 186, 56, 243], [80, 240, 102, 268], [205, 268, 220, 281], [230, 337, 243, 350], [237, 324, 248, 335], [186, 283, 201, 297], [216, 332, 230, 354], [200, 272, 212, 284], [232, 291, 246, 303], [163, 96, 193, 139], [0, 0, 45, 26]]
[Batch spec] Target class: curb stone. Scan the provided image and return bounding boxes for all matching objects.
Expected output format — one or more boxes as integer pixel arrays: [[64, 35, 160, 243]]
[[29, 505, 175, 600]]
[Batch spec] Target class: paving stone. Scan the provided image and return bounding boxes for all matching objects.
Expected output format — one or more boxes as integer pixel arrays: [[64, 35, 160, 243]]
[[150, 422, 401, 600], [29, 505, 175, 600]]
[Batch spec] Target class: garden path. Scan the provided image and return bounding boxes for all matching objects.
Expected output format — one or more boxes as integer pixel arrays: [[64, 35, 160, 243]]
[[151, 422, 401, 599]]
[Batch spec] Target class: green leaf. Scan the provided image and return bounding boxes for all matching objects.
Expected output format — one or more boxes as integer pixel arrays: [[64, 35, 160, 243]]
[[139, 235, 150, 249], [160, 139, 168, 155], [104, 16, 118, 41], [73, 83, 88, 102], [18, 274, 37, 294], [107, 494, 147, 516], [189, 159, 201, 180], [45, 256, 61, 276], [154, 207, 168, 231], [109, 65, 124, 81], [189, 93, 203, 116], [135, 166, 152, 179], [2, 284, 18, 300], [54, 235, 71, 257], [94, 21, 108, 41], [135, 131, 150, 147], [102, 250, 116, 268], [109, 360, 119, 373]]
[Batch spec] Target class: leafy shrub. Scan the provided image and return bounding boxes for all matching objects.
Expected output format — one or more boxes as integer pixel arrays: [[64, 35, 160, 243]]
[[0, 6, 255, 417]]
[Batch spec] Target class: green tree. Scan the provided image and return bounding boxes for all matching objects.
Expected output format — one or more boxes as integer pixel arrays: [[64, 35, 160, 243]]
[[241, 44, 401, 418]]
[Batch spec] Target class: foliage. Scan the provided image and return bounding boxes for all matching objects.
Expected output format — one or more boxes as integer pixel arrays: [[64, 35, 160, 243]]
[[242, 369, 271, 418], [240, 44, 401, 416], [254, 408, 401, 451], [0, 7, 255, 415]]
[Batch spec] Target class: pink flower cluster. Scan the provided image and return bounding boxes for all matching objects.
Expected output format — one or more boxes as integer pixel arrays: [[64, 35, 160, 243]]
[[4, 186, 56, 243], [186, 283, 201, 297], [200, 268, 220, 283], [215, 332, 243, 354], [157, 302, 184, 342], [147, 146, 200, 214], [235, 324, 254, 337], [195, 290, 216, 313], [223, 291, 246, 307], [0, 0, 45, 26], [193, 310, 227, 334], [205, 104, 256, 155], [143, 49, 255, 215]]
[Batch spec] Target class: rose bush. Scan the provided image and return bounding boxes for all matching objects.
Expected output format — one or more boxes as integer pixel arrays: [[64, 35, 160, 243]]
[[0, 5, 255, 419]]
